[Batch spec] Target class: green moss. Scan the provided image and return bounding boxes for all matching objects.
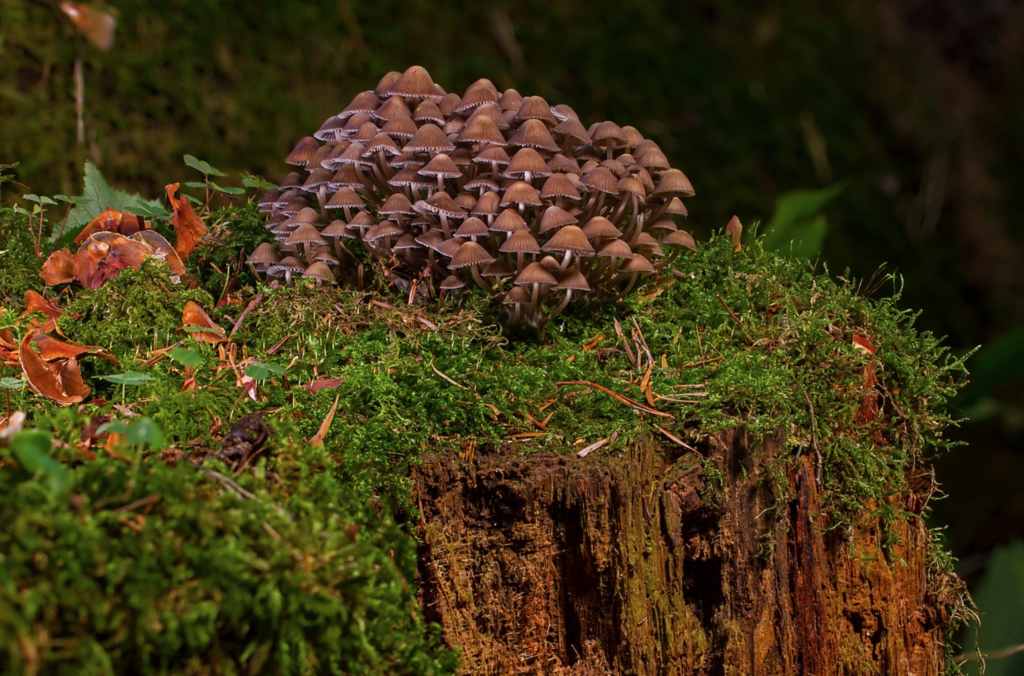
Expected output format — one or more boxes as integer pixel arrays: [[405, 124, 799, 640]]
[[0, 208, 45, 311], [0, 420, 458, 675]]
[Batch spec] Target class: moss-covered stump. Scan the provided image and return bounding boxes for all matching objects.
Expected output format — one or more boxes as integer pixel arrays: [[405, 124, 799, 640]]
[[414, 431, 951, 675]]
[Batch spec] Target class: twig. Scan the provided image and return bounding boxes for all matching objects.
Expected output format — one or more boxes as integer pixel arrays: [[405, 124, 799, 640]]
[[613, 318, 638, 370], [717, 294, 742, 323], [577, 438, 608, 458], [189, 459, 296, 521], [111, 493, 162, 513], [652, 424, 696, 451], [957, 641, 1024, 664], [229, 292, 264, 337], [556, 380, 673, 419], [430, 361, 466, 389]]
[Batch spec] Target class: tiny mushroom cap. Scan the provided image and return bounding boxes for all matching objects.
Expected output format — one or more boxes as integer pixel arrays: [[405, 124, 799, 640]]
[[454, 192, 477, 210], [514, 261, 558, 287], [418, 191, 466, 218], [464, 176, 500, 193], [500, 181, 543, 208], [419, 153, 462, 180], [413, 100, 445, 125], [471, 191, 502, 218], [637, 145, 671, 171], [438, 92, 462, 117], [507, 119, 560, 152], [504, 148, 551, 180], [499, 229, 541, 254], [555, 268, 592, 292], [301, 168, 334, 193], [491, 208, 529, 234], [580, 166, 620, 195], [498, 88, 523, 111], [548, 153, 582, 174], [650, 217, 678, 232], [293, 207, 323, 225], [373, 96, 412, 122], [323, 220, 355, 239], [386, 65, 444, 101], [364, 133, 401, 157], [365, 221, 405, 243], [302, 261, 336, 283], [451, 240, 497, 269], [440, 274, 466, 291], [482, 259, 514, 278], [621, 125, 646, 148], [285, 136, 320, 166], [474, 145, 511, 167], [514, 96, 558, 125], [389, 166, 433, 190], [325, 187, 365, 210], [380, 192, 415, 217], [435, 237, 465, 258], [504, 285, 531, 304], [653, 169, 695, 198], [415, 228, 446, 249], [590, 121, 627, 150], [246, 242, 281, 268], [268, 256, 306, 276], [454, 217, 491, 239], [662, 230, 697, 251], [620, 253, 656, 274], [339, 90, 381, 118], [539, 205, 579, 233], [405, 123, 456, 154], [552, 118, 592, 145], [315, 116, 347, 142], [393, 233, 420, 251], [465, 102, 510, 131], [597, 238, 636, 259], [381, 116, 418, 140], [542, 225, 595, 256], [541, 173, 582, 201], [581, 216, 623, 240], [312, 247, 340, 265], [664, 197, 689, 216], [374, 71, 402, 97], [455, 83, 500, 114], [286, 223, 327, 247], [457, 114, 507, 146]]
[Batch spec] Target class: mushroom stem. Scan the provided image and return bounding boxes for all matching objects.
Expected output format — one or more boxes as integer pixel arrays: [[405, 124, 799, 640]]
[[439, 213, 452, 239], [316, 185, 328, 219], [611, 272, 640, 301], [559, 249, 573, 271], [248, 263, 263, 284], [469, 264, 494, 295], [548, 289, 573, 321]]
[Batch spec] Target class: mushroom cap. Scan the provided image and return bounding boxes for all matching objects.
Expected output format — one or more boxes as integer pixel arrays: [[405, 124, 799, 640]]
[[285, 223, 327, 246], [504, 148, 551, 180], [457, 114, 507, 146], [590, 120, 627, 149], [539, 205, 579, 234], [373, 71, 401, 97], [650, 217, 678, 232], [503, 285, 532, 304], [474, 145, 511, 166], [514, 262, 557, 287], [471, 191, 502, 217], [451, 240, 497, 269], [620, 254, 656, 274], [541, 173, 582, 201], [364, 133, 401, 156], [379, 192, 415, 216], [555, 268, 591, 292], [419, 153, 462, 179], [482, 259, 515, 278], [268, 256, 306, 275], [405, 123, 455, 154], [302, 261, 335, 282], [435, 238, 464, 258], [542, 225, 595, 255], [499, 229, 540, 254], [386, 65, 444, 101], [597, 238, 635, 259], [393, 233, 420, 251], [662, 230, 697, 251], [491, 208, 528, 234], [389, 166, 433, 189], [580, 166, 620, 195], [581, 216, 623, 240], [653, 169, 695, 198], [381, 115, 418, 139], [454, 217, 490, 239], [415, 228, 446, 250], [285, 136, 320, 166], [247, 242, 281, 266], [514, 96, 557, 125], [664, 197, 689, 216], [439, 274, 466, 291], [413, 100, 445, 125], [322, 220, 351, 238], [507, 119, 559, 152], [500, 181, 543, 208], [365, 221, 405, 242], [416, 191, 465, 218], [325, 187, 364, 210]]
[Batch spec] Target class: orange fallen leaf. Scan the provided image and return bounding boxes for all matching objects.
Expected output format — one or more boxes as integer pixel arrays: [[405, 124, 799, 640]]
[[19, 331, 90, 405], [305, 377, 345, 395], [852, 334, 877, 355], [181, 301, 226, 344], [74, 208, 146, 245], [40, 248, 76, 285], [22, 291, 62, 332], [74, 232, 151, 290], [166, 183, 207, 259]]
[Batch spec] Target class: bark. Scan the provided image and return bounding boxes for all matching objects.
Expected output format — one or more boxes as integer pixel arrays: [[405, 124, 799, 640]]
[[413, 429, 952, 675]]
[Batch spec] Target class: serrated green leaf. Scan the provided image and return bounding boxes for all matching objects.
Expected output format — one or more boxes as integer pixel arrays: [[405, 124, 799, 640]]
[[242, 175, 277, 190], [169, 347, 202, 367], [0, 377, 26, 389], [183, 181, 210, 189], [183, 154, 226, 177], [124, 202, 172, 219], [210, 182, 246, 195], [56, 162, 166, 248]]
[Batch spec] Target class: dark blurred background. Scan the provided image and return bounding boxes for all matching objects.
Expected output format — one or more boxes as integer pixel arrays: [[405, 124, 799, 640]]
[[2, 0, 1023, 667]]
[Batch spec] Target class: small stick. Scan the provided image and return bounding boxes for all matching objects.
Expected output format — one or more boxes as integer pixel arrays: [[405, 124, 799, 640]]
[[652, 424, 696, 451], [716, 294, 742, 323], [229, 293, 264, 337], [556, 380, 673, 419]]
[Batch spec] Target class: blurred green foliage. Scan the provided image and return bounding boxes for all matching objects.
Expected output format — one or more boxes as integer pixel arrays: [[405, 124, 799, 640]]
[[962, 540, 1024, 676]]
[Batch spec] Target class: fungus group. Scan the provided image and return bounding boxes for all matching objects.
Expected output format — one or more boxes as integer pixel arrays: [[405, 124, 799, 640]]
[[258, 65, 696, 327]]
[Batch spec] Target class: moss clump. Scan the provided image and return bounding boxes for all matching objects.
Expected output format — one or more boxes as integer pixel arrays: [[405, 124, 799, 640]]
[[0, 208, 45, 311], [57, 260, 216, 359], [0, 420, 458, 675]]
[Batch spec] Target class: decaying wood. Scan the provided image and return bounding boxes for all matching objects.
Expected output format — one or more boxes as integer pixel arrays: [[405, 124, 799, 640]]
[[413, 429, 952, 675]]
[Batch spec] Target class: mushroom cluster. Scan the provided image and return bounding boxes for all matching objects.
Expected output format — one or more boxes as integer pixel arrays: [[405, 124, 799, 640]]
[[256, 65, 696, 327]]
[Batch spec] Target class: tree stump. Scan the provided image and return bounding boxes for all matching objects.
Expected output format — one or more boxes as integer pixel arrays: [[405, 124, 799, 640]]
[[414, 428, 955, 675]]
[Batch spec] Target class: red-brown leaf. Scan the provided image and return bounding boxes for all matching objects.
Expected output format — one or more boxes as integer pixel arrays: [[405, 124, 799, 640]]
[[181, 301, 226, 344], [73, 232, 151, 289], [22, 291, 62, 332], [19, 331, 90, 405], [166, 183, 208, 259], [40, 248, 77, 285]]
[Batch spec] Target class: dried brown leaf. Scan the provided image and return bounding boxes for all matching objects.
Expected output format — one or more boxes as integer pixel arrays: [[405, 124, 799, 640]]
[[40, 248, 76, 286], [166, 183, 207, 259]]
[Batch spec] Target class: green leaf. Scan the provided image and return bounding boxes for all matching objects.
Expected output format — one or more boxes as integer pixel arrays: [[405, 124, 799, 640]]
[[962, 540, 1024, 676], [245, 364, 270, 381], [124, 202, 172, 220], [169, 347, 202, 367], [96, 419, 129, 435], [210, 182, 246, 195], [183, 154, 226, 177], [242, 175, 277, 190], [762, 183, 845, 259], [958, 328, 1024, 409], [126, 417, 165, 449], [98, 371, 155, 386], [183, 181, 210, 189], [9, 430, 70, 498], [56, 162, 167, 248], [0, 377, 26, 389]]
